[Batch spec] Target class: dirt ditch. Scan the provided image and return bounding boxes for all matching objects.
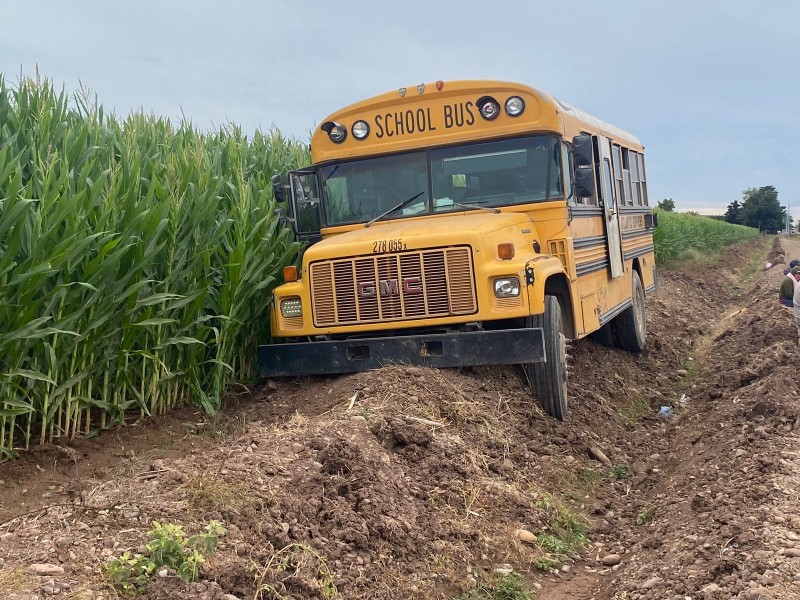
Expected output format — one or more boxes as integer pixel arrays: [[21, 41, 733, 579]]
[[2, 236, 800, 600]]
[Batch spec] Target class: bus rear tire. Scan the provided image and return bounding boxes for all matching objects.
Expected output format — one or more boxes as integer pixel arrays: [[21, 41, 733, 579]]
[[614, 270, 646, 352], [589, 322, 616, 348], [523, 295, 568, 420]]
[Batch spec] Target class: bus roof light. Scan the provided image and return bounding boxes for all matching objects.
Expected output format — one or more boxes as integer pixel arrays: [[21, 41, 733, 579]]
[[321, 121, 347, 143], [477, 96, 501, 121], [352, 120, 370, 140], [505, 96, 525, 117]]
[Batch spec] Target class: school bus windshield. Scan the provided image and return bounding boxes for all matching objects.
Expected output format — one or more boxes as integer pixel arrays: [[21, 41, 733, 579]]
[[320, 135, 563, 226]]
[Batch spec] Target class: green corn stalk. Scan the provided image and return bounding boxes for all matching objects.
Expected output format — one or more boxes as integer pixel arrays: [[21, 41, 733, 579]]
[[0, 74, 306, 456]]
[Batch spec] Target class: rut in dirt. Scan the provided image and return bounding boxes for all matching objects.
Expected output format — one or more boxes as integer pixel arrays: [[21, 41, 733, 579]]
[[1, 238, 799, 600], [568, 236, 800, 600]]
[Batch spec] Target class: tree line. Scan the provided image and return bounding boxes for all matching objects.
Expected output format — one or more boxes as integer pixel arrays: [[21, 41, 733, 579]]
[[657, 187, 789, 232], [724, 186, 788, 232]]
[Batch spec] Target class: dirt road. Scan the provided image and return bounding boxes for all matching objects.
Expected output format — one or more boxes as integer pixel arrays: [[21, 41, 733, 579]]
[[2, 236, 800, 600]]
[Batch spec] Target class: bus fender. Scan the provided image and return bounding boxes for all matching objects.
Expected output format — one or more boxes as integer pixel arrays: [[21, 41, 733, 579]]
[[524, 258, 576, 339]]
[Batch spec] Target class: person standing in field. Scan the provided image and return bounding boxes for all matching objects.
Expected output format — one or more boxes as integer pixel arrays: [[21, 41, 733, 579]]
[[784, 259, 800, 274], [794, 279, 800, 343], [779, 266, 800, 307]]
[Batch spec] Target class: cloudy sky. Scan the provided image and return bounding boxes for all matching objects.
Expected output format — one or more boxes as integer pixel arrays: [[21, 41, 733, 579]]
[[2, 0, 798, 216]]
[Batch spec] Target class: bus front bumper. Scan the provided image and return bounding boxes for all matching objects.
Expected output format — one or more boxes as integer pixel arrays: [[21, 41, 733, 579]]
[[258, 328, 545, 378]]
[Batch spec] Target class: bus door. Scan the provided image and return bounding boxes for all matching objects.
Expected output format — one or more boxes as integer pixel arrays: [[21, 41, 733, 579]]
[[595, 135, 624, 279]]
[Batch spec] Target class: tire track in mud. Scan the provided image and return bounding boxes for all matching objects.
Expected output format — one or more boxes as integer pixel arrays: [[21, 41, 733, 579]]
[[541, 237, 800, 600]]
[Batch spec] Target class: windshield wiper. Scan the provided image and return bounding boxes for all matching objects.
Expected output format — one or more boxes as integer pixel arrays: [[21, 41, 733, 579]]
[[364, 191, 425, 228], [449, 201, 501, 214]]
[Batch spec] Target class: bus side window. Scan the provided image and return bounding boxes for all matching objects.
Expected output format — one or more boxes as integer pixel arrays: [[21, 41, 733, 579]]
[[590, 136, 602, 207], [602, 159, 614, 207], [629, 151, 641, 205], [612, 144, 625, 206], [621, 148, 633, 206], [638, 154, 648, 206]]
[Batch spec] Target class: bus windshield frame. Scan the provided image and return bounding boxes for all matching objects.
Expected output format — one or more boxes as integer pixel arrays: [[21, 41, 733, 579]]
[[319, 134, 563, 227]]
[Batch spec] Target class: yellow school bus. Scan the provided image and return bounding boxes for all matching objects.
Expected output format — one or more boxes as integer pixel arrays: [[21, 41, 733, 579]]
[[260, 80, 656, 420]]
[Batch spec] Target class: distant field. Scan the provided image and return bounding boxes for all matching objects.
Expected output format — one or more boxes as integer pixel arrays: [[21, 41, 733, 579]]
[[652, 210, 760, 265]]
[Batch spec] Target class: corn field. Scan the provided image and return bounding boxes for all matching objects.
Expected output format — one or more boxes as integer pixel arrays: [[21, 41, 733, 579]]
[[0, 75, 309, 457], [652, 209, 759, 265]]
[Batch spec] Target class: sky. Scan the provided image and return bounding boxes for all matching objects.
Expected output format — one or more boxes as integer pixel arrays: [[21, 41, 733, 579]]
[[1, 0, 799, 218]]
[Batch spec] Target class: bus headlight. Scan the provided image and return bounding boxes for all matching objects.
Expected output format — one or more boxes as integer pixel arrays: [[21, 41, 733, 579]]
[[352, 120, 370, 140], [280, 297, 303, 317], [505, 96, 525, 117], [494, 277, 521, 298]]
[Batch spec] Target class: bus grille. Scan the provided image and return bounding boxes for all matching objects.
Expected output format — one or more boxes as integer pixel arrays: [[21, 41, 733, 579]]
[[310, 247, 477, 327]]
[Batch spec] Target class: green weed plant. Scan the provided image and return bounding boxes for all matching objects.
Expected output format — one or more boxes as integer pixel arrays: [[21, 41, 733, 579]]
[[452, 572, 533, 600], [106, 520, 225, 594]]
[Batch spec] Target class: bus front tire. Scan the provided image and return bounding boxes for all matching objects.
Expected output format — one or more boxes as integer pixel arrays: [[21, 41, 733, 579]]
[[524, 295, 568, 421], [614, 270, 646, 352]]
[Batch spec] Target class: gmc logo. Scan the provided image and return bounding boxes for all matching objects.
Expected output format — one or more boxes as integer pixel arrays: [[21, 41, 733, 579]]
[[358, 277, 422, 298]]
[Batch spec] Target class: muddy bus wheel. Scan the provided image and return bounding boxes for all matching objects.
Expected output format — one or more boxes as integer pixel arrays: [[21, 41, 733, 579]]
[[588, 321, 616, 348], [524, 295, 568, 420], [614, 270, 647, 352]]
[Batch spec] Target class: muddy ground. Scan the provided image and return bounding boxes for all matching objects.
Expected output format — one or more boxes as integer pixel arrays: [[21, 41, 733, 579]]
[[2, 236, 800, 600]]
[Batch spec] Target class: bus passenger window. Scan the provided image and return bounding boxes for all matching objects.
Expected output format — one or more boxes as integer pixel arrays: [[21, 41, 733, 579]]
[[638, 154, 648, 206], [630, 151, 641, 205], [603, 159, 614, 207], [612, 145, 625, 205], [622, 148, 633, 206]]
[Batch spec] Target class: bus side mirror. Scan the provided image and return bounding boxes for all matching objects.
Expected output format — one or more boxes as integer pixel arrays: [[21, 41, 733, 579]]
[[271, 174, 286, 203], [572, 134, 596, 198], [572, 134, 593, 167], [289, 170, 323, 238]]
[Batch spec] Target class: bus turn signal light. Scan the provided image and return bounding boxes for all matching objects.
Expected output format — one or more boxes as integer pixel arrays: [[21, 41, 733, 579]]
[[283, 266, 299, 282], [497, 243, 515, 260]]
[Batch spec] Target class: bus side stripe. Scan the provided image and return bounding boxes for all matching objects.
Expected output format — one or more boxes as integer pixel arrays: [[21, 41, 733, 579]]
[[618, 207, 653, 215], [620, 229, 652, 240], [573, 235, 607, 249], [599, 298, 633, 326], [576, 257, 609, 276], [623, 244, 655, 261], [571, 206, 604, 217]]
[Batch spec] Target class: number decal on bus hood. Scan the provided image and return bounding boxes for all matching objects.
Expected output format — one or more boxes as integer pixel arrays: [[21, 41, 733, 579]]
[[373, 239, 407, 253]]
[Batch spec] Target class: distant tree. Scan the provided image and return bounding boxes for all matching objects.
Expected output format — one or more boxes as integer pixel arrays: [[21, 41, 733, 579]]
[[708, 215, 726, 221], [740, 186, 785, 232], [724, 200, 743, 225], [657, 198, 675, 211]]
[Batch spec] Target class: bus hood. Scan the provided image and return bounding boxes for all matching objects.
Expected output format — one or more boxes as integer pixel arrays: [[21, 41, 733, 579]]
[[305, 212, 534, 261]]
